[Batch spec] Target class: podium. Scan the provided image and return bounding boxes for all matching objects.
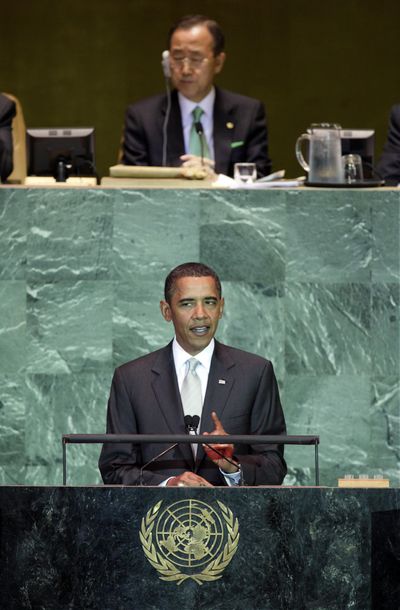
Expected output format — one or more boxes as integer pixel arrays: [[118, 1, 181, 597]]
[[1, 486, 398, 609]]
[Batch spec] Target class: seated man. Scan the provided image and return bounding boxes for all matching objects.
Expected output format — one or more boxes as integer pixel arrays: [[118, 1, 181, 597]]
[[376, 104, 400, 186], [99, 262, 286, 487], [121, 15, 272, 178], [0, 93, 16, 183]]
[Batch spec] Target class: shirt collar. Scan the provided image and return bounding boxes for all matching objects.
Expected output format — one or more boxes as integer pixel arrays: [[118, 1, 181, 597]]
[[178, 87, 216, 128], [172, 337, 215, 372]]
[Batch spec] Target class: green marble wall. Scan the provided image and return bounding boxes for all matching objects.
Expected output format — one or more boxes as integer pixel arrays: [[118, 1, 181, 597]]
[[0, 187, 399, 487]]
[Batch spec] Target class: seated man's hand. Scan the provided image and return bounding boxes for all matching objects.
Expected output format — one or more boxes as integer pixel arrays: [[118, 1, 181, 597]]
[[203, 411, 239, 474], [167, 471, 213, 487], [180, 154, 216, 178]]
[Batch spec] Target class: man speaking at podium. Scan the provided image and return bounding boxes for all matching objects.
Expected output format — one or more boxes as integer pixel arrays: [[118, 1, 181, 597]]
[[121, 15, 271, 178], [99, 263, 286, 487]]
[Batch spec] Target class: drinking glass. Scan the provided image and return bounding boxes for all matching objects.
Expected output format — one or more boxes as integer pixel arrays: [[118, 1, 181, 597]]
[[342, 154, 364, 184], [234, 163, 257, 184]]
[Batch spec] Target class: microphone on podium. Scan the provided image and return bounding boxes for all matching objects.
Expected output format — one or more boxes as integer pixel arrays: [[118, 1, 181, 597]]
[[184, 414, 200, 433], [184, 415, 240, 472], [128, 416, 198, 485], [139, 415, 200, 485]]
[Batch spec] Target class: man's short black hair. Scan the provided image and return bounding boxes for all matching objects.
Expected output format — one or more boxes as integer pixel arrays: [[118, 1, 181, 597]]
[[164, 262, 222, 304], [167, 15, 225, 56]]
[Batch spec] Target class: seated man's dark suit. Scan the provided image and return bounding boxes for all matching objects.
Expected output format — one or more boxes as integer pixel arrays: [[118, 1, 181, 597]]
[[121, 87, 272, 178], [99, 340, 286, 486], [376, 104, 400, 185], [0, 93, 16, 182]]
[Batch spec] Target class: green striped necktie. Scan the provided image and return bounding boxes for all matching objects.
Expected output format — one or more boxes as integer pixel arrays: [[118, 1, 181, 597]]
[[189, 106, 210, 158]]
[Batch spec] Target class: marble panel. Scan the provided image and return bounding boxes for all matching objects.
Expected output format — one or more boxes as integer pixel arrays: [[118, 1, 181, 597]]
[[112, 278, 173, 368], [286, 189, 371, 282], [0, 464, 61, 486], [200, 190, 286, 287], [0, 465, 27, 485], [283, 374, 371, 486], [216, 281, 285, 381], [24, 371, 111, 483], [285, 282, 371, 375], [26, 188, 113, 280], [0, 280, 26, 374], [0, 374, 25, 466], [0, 463, 98, 486], [113, 189, 200, 284], [371, 283, 400, 377], [26, 280, 113, 374], [0, 188, 27, 279], [372, 190, 400, 282], [370, 378, 400, 486]]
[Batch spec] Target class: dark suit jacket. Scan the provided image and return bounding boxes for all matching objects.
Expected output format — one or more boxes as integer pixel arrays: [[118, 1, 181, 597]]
[[121, 87, 272, 178], [0, 94, 16, 182], [99, 340, 287, 486], [376, 104, 400, 185]]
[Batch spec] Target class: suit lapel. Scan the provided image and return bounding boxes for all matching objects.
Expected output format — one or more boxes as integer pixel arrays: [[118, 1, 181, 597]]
[[213, 88, 235, 175], [196, 341, 236, 469], [151, 343, 194, 468], [161, 90, 185, 166]]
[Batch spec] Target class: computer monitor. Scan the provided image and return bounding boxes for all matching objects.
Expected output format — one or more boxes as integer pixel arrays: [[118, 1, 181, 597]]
[[340, 129, 375, 178], [26, 127, 96, 181]]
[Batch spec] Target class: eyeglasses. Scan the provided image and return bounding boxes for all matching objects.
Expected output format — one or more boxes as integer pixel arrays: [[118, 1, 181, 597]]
[[170, 55, 209, 69]]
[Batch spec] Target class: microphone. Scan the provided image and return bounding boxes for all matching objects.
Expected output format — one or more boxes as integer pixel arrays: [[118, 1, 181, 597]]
[[184, 414, 201, 457], [194, 121, 205, 167], [184, 414, 200, 432], [161, 50, 172, 166], [184, 415, 240, 473], [139, 442, 178, 485]]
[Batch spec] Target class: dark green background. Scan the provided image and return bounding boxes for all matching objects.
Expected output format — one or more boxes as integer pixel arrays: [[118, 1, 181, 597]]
[[2, 0, 400, 178]]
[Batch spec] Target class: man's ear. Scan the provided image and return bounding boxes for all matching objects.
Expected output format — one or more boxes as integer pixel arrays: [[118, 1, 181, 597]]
[[214, 52, 226, 75], [160, 300, 172, 322], [219, 297, 225, 319]]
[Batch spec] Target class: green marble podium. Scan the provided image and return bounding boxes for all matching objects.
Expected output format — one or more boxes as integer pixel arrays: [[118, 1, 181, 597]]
[[0, 186, 399, 487], [0, 486, 399, 609]]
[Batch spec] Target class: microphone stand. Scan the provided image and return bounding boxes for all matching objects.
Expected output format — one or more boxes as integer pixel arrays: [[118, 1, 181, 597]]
[[161, 51, 171, 167], [194, 121, 205, 167], [139, 442, 178, 486]]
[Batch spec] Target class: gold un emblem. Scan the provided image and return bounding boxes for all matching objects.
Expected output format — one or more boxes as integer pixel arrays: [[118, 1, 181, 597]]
[[140, 499, 240, 585]]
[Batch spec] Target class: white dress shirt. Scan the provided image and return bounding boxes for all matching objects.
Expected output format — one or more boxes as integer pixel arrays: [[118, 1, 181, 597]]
[[171, 337, 241, 487]]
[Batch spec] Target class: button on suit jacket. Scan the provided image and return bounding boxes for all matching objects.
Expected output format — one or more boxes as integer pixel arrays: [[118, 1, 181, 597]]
[[121, 87, 272, 178], [99, 340, 287, 486]]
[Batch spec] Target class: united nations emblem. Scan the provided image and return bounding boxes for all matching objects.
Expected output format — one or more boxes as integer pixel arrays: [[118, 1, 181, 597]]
[[140, 499, 240, 585]]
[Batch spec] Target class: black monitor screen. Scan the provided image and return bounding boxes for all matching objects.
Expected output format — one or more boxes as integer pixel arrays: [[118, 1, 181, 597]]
[[27, 127, 96, 180], [340, 129, 375, 178]]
